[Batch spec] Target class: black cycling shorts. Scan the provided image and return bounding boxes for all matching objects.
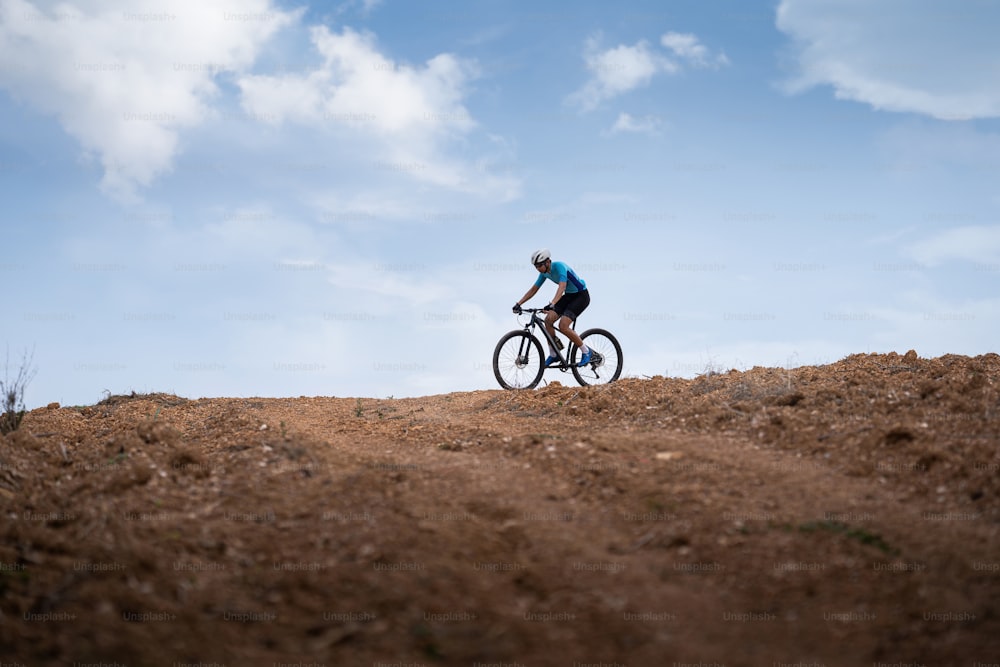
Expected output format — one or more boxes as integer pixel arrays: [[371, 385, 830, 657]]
[[553, 289, 590, 321]]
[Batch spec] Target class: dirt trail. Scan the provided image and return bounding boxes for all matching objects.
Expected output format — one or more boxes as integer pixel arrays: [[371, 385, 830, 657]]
[[1, 351, 998, 665]]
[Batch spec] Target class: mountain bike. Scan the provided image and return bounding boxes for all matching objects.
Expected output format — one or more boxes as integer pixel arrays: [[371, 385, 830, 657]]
[[492, 307, 623, 390]]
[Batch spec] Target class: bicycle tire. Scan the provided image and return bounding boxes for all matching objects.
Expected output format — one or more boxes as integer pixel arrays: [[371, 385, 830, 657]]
[[493, 330, 545, 390], [570, 328, 623, 386]]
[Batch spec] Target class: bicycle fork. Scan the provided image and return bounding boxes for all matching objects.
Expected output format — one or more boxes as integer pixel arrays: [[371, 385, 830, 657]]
[[517, 331, 535, 367]]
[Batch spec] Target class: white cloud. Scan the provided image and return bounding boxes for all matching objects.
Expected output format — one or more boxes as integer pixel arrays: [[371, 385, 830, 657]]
[[610, 112, 662, 135], [238, 25, 518, 198], [905, 225, 1000, 266], [661, 32, 729, 68], [326, 261, 453, 307], [776, 0, 1000, 119], [311, 25, 476, 136], [0, 0, 298, 199], [568, 31, 727, 110], [568, 36, 674, 111]]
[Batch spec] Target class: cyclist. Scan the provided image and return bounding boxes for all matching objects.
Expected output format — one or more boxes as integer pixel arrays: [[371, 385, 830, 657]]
[[513, 249, 592, 367]]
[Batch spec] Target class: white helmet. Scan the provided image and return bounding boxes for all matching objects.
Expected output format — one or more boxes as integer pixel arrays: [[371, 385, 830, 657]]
[[530, 248, 551, 266]]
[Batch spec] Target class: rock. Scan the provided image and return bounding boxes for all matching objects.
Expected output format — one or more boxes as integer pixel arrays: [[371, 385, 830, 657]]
[[135, 420, 182, 446]]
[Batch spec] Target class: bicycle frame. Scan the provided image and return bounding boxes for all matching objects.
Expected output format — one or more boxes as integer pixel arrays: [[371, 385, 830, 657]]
[[519, 309, 576, 372]]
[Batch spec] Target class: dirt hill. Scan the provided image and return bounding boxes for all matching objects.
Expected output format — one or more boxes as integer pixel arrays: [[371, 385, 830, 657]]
[[1, 351, 998, 665]]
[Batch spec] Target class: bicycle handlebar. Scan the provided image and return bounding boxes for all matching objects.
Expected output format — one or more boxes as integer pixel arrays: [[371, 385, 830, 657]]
[[516, 309, 552, 319]]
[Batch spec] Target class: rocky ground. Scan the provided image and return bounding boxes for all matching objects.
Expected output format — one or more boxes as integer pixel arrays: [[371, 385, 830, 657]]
[[1, 351, 998, 666]]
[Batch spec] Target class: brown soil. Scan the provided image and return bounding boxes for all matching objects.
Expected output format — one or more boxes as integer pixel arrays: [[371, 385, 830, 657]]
[[1, 351, 998, 666]]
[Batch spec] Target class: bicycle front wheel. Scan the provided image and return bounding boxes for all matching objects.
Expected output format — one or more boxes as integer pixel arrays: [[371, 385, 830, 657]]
[[571, 328, 623, 386], [493, 331, 545, 390]]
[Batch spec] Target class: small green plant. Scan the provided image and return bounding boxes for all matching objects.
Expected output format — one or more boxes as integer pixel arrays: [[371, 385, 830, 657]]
[[1, 347, 36, 435], [354, 398, 364, 418], [797, 520, 897, 555], [280, 421, 287, 438]]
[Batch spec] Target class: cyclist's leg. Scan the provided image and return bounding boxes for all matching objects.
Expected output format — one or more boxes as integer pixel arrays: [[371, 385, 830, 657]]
[[556, 291, 590, 349], [543, 309, 559, 339], [558, 315, 585, 349], [542, 310, 561, 355]]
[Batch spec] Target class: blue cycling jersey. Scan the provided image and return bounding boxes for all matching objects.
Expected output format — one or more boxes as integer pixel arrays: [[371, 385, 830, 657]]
[[534, 261, 587, 293]]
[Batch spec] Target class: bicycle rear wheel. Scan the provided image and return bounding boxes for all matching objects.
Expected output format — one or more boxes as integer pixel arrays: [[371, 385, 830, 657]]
[[570, 328, 622, 386], [493, 331, 545, 390]]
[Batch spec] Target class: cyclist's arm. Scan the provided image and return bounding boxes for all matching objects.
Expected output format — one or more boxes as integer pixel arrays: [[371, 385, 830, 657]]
[[549, 281, 568, 307], [516, 284, 540, 306]]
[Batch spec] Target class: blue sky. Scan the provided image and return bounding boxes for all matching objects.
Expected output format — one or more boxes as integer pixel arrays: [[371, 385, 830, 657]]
[[2, 0, 999, 408]]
